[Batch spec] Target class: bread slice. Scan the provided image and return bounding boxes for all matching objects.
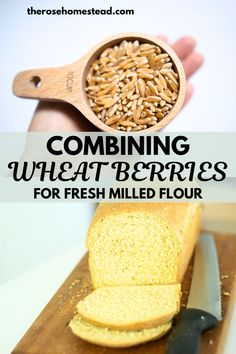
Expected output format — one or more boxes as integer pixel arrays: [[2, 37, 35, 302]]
[[69, 314, 172, 348], [86, 202, 201, 288], [77, 284, 181, 330]]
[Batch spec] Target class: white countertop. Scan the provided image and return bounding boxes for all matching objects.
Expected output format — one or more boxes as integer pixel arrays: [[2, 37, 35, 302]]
[[0, 242, 235, 354], [0, 245, 86, 354]]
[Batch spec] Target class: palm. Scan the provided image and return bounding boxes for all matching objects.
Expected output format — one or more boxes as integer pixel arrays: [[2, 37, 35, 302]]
[[29, 36, 203, 132]]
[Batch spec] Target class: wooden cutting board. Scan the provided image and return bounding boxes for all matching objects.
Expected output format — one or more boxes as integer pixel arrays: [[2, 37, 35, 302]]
[[12, 233, 236, 354]]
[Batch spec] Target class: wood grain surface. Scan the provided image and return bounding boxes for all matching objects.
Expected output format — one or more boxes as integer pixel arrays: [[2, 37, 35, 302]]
[[12, 233, 236, 354]]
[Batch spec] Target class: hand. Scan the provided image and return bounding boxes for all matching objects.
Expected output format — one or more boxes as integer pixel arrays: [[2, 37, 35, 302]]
[[29, 36, 203, 132], [158, 35, 204, 106]]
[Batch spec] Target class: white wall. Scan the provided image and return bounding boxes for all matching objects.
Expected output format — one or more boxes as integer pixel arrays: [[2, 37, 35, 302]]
[[0, 203, 96, 283]]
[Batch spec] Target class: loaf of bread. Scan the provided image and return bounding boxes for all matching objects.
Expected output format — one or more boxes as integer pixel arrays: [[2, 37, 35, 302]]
[[76, 284, 180, 330], [70, 202, 201, 347], [69, 314, 172, 348], [86, 202, 201, 288]]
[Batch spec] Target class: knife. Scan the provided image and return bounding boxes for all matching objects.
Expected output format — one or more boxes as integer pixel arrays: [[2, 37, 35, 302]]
[[166, 234, 222, 354]]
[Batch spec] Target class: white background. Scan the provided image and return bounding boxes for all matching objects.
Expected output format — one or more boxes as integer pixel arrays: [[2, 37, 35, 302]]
[[0, 1, 236, 354]]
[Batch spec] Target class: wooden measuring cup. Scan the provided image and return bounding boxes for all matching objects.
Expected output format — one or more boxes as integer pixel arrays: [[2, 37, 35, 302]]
[[13, 33, 186, 132]]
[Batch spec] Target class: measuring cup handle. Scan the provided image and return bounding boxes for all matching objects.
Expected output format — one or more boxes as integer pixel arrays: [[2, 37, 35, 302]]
[[12, 66, 75, 102]]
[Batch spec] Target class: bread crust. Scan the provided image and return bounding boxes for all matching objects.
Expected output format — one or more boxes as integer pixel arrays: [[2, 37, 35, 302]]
[[78, 310, 176, 330], [76, 284, 181, 330], [86, 203, 200, 247], [69, 314, 172, 348]]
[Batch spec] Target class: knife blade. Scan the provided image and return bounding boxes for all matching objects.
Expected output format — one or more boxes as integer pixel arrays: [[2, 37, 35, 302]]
[[166, 234, 221, 354]]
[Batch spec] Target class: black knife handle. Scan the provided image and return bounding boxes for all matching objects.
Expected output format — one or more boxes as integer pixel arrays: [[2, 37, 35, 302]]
[[166, 308, 218, 354]]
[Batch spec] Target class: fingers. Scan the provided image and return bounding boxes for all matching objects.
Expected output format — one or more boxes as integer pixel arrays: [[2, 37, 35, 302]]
[[156, 35, 203, 108], [182, 52, 204, 79], [183, 82, 194, 106], [171, 36, 196, 60], [157, 35, 204, 79]]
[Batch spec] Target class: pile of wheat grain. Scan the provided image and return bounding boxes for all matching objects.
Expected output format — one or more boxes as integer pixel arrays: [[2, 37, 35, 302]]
[[86, 40, 179, 132]]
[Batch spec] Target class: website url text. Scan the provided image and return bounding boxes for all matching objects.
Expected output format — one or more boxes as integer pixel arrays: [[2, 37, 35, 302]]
[[27, 6, 134, 16]]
